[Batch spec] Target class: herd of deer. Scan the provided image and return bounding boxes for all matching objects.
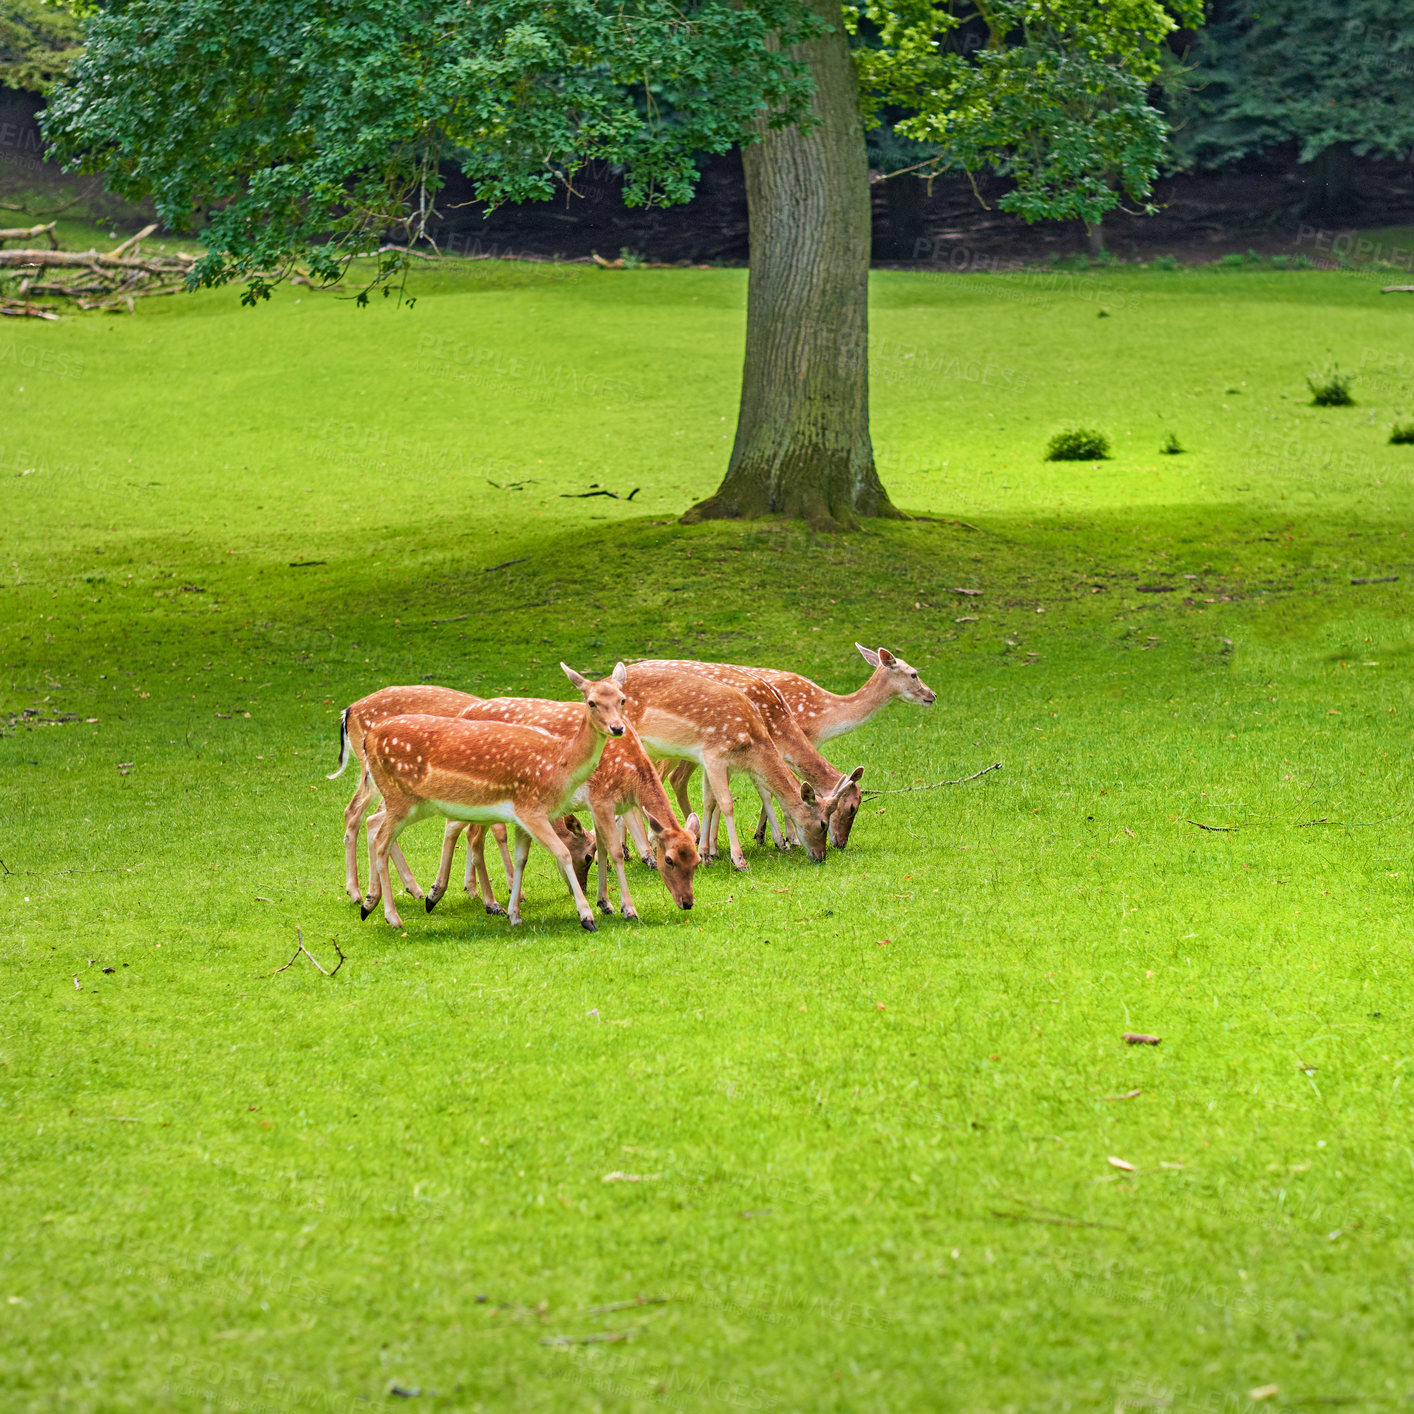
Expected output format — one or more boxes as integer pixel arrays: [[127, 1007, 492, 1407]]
[[329, 646, 937, 932]]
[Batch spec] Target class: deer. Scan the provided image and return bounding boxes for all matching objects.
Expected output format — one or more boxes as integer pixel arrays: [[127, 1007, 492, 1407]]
[[358, 664, 628, 932], [621, 662, 830, 870], [425, 698, 700, 918], [330, 683, 592, 907], [641, 663, 865, 854], [648, 646, 934, 844]]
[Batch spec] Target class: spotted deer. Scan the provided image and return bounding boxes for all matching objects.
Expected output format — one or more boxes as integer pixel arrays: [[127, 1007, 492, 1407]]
[[358, 664, 628, 931], [643, 663, 865, 852], [427, 697, 700, 918], [330, 683, 591, 906], [622, 662, 829, 870]]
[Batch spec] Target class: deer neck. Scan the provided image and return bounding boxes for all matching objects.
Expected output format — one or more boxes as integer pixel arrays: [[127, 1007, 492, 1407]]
[[814, 668, 895, 742], [554, 710, 609, 807]]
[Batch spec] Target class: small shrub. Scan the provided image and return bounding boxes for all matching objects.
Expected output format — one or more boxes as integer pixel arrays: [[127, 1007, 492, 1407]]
[[1218, 252, 1245, 269], [1045, 428, 1110, 461], [1244, 248, 1265, 264], [1293, 254, 1314, 268], [1308, 367, 1355, 407], [1390, 423, 1414, 445], [1270, 254, 1291, 269], [618, 247, 645, 269], [1151, 254, 1179, 271], [1160, 433, 1184, 455]]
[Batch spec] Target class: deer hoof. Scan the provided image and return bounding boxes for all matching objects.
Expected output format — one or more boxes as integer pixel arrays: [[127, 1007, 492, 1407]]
[[359, 901, 374, 921], [484, 902, 506, 917], [731, 857, 750, 872], [621, 904, 638, 920], [580, 915, 598, 933], [597, 899, 613, 916], [424, 893, 441, 914]]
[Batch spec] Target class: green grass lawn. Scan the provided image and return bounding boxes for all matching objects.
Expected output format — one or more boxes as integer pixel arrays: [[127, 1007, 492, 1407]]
[[4, 253, 1414, 1413]]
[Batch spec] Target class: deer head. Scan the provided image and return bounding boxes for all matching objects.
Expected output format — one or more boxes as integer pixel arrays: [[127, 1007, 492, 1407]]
[[794, 782, 830, 863], [645, 809, 701, 909], [559, 814, 597, 892], [823, 766, 865, 848], [561, 661, 628, 736], [855, 644, 937, 705]]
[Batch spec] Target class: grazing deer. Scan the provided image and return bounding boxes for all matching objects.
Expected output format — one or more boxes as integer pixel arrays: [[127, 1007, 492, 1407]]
[[645, 663, 865, 852], [622, 663, 829, 870], [428, 699, 700, 917], [330, 684, 489, 903], [456, 819, 597, 915], [359, 664, 628, 931], [331, 683, 588, 906]]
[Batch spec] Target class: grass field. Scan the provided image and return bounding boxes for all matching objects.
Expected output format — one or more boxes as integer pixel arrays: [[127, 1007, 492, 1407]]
[[4, 251, 1414, 1413]]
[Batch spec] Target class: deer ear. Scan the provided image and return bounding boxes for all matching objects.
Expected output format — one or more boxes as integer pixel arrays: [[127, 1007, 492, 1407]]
[[612, 661, 628, 686], [562, 813, 583, 833], [644, 811, 667, 837], [877, 647, 897, 667], [848, 766, 865, 784], [685, 811, 700, 837], [800, 782, 817, 805], [855, 642, 881, 668], [560, 662, 589, 692]]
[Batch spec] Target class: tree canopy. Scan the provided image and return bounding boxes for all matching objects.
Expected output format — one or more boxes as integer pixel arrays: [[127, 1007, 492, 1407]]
[[0, 0, 82, 94]]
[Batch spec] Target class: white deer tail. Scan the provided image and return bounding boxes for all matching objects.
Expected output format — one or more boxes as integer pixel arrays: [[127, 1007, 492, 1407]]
[[326, 707, 351, 779]]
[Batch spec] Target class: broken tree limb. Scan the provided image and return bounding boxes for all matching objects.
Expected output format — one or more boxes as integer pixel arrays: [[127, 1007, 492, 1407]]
[[860, 762, 1001, 798], [0, 221, 58, 249]]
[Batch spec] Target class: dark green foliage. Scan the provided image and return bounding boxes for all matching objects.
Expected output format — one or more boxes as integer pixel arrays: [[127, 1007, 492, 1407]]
[[1160, 432, 1184, 454], [1308, 368, 1355, 406], [1151, 254, 1179, 270], [1170, 0, 1414, 178], [0, 0, 82, 92], [1390, 423, 1414, 445], [1045, 428, 1110, 461], [42, 0, 818, 293]]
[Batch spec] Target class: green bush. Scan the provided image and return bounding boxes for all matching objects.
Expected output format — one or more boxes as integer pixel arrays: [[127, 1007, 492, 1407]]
[[1045, 428, 1111, 461], [1218, 252, 1245, 269], [1160, 432, 1184, 455], [1151, 254, 1179, 271], [1308, 367, 1355, 407], [1270, 254, 1291, 269], [1390, 423, 1414, 445], [1244, 248, 1264, 264]]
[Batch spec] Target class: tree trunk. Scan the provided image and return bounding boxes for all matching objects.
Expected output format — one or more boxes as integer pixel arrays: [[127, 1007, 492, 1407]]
[[1302, 142, 1359, 221], [682, 0, 900, 532], [1084, 217, 1104, 258]]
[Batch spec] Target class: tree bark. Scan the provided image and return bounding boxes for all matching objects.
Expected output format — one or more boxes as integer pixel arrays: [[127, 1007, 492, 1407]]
[[1302, 142, 1359, 221], [682, 0, 900, 532], [1084, 217, 1105, 258]]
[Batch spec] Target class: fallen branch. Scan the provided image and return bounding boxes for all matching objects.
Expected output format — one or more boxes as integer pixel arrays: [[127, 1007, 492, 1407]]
[[1186, 818, 1238, 832], [0, 221, 58, 249], [1381, 285, 1414, 293], [860, 762, 1001, 798], [271, 928, 345, 977], [559, 487, 640, 501]]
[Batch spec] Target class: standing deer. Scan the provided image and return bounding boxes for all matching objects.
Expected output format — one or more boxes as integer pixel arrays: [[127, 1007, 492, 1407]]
[[330, 683, 592, 906], [649, 646, 933, 845], [622, 663, 830, 870], [427, 697, 700, 917], [359, 664, 627, 931], [642, 663, 865, 852]]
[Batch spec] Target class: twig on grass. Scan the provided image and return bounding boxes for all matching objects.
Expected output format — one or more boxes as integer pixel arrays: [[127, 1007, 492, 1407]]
[[1186, 818, 1238, 832], [431, 614, 469, 626], [560, 487, 641, 501], [860, 762, 1001, 798], [271, 928, 345, 977], [485, 557, 529, 572], [585, 1296, 669, 1315], [540, 1329, 641, 1346]]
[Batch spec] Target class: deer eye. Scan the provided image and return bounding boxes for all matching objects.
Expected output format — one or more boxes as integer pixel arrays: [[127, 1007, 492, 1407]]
[[911, 671, 918, 679]]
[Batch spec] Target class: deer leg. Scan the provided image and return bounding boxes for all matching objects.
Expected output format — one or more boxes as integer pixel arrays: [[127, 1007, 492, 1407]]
[[425, 820, 464, 913], [363, 805, 406, 929], [506, 828, 532, 926], [461, 824, 478, 897], [702, 755, 747, 870], [667, 761, 696, 820], [756, 785, 788, 850], [491, 824, 514, 892], [390, 840, 424, 901], [468, 826, 506, 915], [753, 803, 770, 848], [624, 808, 654, 868], [343, 769, 376, 902], [519, 811, 598, 931], [697, 775, 719, 862], [593, 801, 638, 920]]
